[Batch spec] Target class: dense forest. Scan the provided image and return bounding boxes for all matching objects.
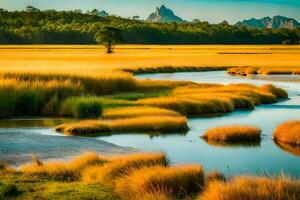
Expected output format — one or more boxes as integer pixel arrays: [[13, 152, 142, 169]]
[[0, 7, 300, 44]]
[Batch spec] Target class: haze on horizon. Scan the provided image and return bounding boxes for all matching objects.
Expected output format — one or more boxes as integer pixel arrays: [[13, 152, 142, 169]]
[[1, 0, 300, 24]]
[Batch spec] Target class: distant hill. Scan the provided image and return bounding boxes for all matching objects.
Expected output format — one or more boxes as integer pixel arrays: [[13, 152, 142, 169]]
[[147, 5, 184, 23], [235, 16, 300, 29]]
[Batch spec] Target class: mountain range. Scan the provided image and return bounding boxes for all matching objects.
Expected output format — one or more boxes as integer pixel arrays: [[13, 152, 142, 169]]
[[235, 16, 300, 29], [146, 5, 300, 29]]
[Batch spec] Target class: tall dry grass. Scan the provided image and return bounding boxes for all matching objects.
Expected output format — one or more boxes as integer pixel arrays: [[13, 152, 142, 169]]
[[20, 152, 107, 181], [0, 71, 137, 95], [0, 78, 83, 117], [102, 106, 181, 119], [138, 84, 286, 116], [199, 176, 300, 200], [55, 116, 188, 135], [60, 97, 135, 117], [82, 153, 168, 184], [115, 165, 204, 200], [273, 120, 300, 146], [228, 66, 300, 76], [202, 125, 261, 143]]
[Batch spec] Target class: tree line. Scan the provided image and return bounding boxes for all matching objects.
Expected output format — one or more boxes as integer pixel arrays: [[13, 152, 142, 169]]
[[0, 7, 300, 44]]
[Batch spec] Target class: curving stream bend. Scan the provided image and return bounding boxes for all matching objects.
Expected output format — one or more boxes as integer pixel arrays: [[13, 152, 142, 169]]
[[1, 71, 300, 176]]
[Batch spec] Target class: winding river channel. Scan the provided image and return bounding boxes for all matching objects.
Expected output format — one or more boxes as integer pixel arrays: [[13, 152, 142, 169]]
[[1, 71, 300, 176]]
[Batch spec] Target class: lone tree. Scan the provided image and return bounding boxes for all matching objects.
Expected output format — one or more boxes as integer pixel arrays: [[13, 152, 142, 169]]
[[94, 26, 123, 54]]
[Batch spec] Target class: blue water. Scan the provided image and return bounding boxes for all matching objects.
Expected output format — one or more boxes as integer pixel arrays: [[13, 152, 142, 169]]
[[100, 72, 300, 176]]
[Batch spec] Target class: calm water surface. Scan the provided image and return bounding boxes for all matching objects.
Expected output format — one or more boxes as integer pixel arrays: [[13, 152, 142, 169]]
[[1, 71, 300, 176], [100, 72, 300, 176]]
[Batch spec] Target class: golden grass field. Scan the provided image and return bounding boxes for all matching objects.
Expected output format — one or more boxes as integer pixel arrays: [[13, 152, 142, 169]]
[[1, 45, 300, 74], [1, 152, 300, 200]]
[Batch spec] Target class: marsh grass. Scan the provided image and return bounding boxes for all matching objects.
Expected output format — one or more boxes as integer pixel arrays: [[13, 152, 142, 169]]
[[199, 175, 300, 200], [55, 116, 188, 135], [0, 182, 19, 199], [115, 165, 204, 200], [138, 84, 285, 116], [20, 152, 107, 181], [82, 153, 168, 184], [0, 71, 137, 95], [205, 171, 226, 184], [102, 106, 181, 119], [274, 140, 300, 157], [228, 66, 300, 76], [202, 125, 261, 143], [273, 120, 300, 146], [60, 97, 135, 117], [0, 78, 83, 117]]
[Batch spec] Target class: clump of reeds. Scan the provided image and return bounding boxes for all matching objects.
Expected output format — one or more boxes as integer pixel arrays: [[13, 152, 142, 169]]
[[70, 98, 103, 119], [19, 152, 107, 181], [102, 106, 181, 119], [201, 125, 261, 143], [115, 165, 204, 200], [60, 97, 135, 117], [55, 116, 189, 136], [274, 120, 300, 146], [205, 171, 226, 184], [82, 153, 168, 184], [0, 71, 137, 95], [199, 175, 300, 200], [0, 78, 83, 118], [261, 84, 288, 99]]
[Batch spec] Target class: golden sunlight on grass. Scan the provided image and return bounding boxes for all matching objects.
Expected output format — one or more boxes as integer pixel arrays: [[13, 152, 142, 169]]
[[273, 120, 300, 146], [199, 176, 300, 200], [202, 125, 261, 143], [115, 165, 204, 200], [82, 153, 168, 184], [0, 71, 137, 95], [1, 45, 300, 74], [4, 152, 300, 200], [19, 152, 107, 181], [228, 66, 300, 76], [55, 116, 188, 135], [102, 106, 181, 119]]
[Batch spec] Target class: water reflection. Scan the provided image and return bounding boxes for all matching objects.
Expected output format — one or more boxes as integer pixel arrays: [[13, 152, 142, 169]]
[[202, 139, 261, 148], [275, 140, 300, 157]]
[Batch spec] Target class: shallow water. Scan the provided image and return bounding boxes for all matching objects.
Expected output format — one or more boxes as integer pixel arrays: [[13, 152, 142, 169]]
[[99, 72, 300, 176], [0, 119, 133, 165], [1, 72, 300, 176]]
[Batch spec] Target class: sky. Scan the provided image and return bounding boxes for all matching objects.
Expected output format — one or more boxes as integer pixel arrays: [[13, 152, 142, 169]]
[[1, 0, 300, 24]]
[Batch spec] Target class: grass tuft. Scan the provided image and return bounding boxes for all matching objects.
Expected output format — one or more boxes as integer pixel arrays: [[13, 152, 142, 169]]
[[102, 106, 181, 119], [199, 176, 300, 200], [115, 165, 204, 200], [202, 125, 261, 143], [274, 120, 300, 146], [82, 153, 168, 184], [20, 152, 107, 181], [55, 116, 189, 136]]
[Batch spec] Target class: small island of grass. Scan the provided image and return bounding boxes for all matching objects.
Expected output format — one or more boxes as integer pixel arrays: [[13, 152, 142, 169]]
[[55, 116, 189, 136], [274, 120, 300, 146], [201, 125, 261, 143]]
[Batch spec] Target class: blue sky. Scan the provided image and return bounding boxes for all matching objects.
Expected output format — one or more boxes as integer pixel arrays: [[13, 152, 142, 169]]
[[1, 0, 300, 23]]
